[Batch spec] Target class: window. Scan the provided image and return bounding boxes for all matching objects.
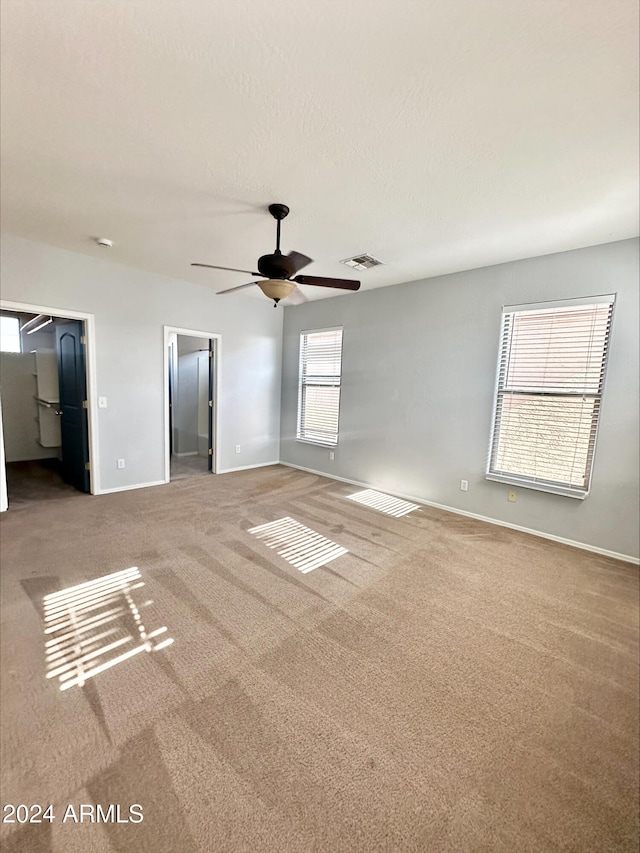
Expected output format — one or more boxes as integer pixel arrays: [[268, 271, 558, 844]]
[[0, 316, 22, 353], [297, 327, 343, 446], [487, 296, 615, 498]]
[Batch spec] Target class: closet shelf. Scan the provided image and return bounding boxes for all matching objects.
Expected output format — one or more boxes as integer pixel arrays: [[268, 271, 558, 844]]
[[34, 396, 60, 408]]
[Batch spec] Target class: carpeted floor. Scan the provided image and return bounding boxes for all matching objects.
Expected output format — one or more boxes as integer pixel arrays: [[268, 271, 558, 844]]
[[170, 454, 210, 480], [1, 464, 638, 852], [4, 459, 78, 508]]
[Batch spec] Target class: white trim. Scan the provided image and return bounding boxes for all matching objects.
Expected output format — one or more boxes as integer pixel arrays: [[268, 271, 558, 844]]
[[97, 480, 166, 495], [172, 451, 198, 457], [0, 397, 7, 512], [504, 293, 616, 313], [300, 324, 344, 335], [279, 462, 639, 565], [217, 461, 280, 474], [0, 299, 100, 497], [485, 473, 587, 499], [163, 326, 221, 482]]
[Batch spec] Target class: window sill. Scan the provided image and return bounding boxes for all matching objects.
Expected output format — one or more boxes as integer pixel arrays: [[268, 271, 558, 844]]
[[486, 473, 587, 500], [295, 438, 338, 449]]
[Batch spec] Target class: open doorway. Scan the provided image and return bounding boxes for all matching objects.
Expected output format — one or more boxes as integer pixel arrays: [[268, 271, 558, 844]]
[[0, 305, 97, 507], [164, 326, 219, 482]]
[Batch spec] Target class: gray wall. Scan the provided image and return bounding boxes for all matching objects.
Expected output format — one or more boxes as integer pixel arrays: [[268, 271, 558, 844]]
[[281, 239, 639, 560], [0, 234, 282, 491], [175, 352, 199, 454], [175, 343, 208, 456], [21, 323, 56, 352]]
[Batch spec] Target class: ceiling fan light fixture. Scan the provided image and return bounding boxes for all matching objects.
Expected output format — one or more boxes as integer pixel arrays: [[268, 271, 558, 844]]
[[257, 280, 296, 304]]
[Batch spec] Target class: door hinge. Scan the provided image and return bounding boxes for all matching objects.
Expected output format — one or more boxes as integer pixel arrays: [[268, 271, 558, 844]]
[[82, 400, 88, 409], [85, 462, 91, 471], [209, 350, 213, 358], [80, 335, 86, 345], [208, 400, 213, 408], [208, 448, 213, 456]]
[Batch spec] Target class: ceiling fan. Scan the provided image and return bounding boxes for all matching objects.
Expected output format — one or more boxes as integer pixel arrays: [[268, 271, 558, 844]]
[[191, 203, 361, 306]]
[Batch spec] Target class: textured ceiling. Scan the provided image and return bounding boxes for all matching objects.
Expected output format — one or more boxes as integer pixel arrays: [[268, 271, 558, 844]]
[[1, 0, 638, 302]]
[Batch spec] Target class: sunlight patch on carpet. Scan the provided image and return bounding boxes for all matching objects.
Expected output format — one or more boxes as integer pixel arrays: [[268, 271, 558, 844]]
[[248, 516, 348, 573], [43, 567, 173, 690], [346, 488, 421, 517]]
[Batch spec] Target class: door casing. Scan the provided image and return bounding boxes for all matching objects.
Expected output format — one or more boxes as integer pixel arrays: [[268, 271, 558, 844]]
[[0, 300, 99, 499]]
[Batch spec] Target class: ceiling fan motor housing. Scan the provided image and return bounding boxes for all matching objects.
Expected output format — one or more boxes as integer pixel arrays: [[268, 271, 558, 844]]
[[257, 252, 296, 279]]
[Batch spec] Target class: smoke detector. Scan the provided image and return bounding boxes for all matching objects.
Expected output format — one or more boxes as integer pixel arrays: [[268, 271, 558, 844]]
[[94, 237, 113, 248], [340, 253, 384, 271]]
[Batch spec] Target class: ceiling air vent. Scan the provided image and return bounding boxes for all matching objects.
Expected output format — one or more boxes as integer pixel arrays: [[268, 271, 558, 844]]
[[340, 253, 384, 271]]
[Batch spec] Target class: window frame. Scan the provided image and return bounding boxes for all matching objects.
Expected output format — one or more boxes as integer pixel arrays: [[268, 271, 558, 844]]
[[296, 326, 344, 447], [486, 295, 615, 499]]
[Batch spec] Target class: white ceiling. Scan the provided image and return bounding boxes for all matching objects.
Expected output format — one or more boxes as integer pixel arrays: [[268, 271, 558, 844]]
[[1, 0, 638, 302]]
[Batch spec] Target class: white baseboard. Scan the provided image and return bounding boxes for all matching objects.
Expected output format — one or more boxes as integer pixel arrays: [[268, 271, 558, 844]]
[[172, 451, 198, 457], [97, 480, 166, 495], [98, 462, 280, 492], [217, 461, 280, 474], [280, 462, 640, 566]]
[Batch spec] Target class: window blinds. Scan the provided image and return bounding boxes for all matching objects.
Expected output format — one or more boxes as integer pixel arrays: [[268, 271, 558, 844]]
[[487, 297, 614, 497], [297, 328, 343, 445]]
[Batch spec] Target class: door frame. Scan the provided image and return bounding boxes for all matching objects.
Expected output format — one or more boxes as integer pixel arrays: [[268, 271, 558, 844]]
[[0, 299, 100, 497], [163, 326, 220, 480]]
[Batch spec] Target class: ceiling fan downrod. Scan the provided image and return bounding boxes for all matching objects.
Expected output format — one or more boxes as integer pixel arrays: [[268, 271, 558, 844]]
[[269, 203, 289, 256]]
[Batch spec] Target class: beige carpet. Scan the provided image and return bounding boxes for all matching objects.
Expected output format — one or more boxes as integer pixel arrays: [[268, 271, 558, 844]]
[[1, 464, 638, 852], [170, 454, 210, 480]]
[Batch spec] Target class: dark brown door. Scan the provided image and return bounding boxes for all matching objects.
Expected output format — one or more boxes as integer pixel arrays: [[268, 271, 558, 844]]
[[56, 320, 90, 492]]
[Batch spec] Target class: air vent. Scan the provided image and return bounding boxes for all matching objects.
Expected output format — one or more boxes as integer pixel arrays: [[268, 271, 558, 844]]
[[340, 253, 384, 271]]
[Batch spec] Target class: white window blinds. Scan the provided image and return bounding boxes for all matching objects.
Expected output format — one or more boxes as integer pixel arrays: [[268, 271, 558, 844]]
[[487, 296, 615, 498], [297, 328, 343, 446]]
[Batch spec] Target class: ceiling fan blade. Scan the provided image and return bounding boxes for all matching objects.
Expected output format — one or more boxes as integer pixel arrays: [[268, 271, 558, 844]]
[[192, 263, 261, 276], [286, 251, 313, 274], [285, 286, 308, 305], [293, 274, 360, 291], [216, 282, 257, 294]]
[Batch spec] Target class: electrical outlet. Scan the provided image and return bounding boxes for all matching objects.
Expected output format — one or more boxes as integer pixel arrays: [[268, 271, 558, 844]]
[[117, 459, 125, 469], [235, 445, 241, 454], [508, 490, 517, 502], [329, 451, 335, 461], [460, 479, 468, 491]]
